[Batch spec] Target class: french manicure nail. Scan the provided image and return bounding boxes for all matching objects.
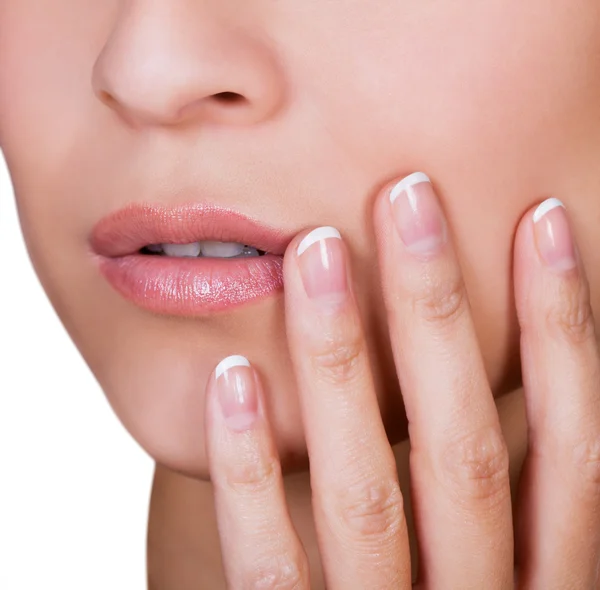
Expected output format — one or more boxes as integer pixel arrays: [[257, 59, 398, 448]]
[[297, 226, 348, 308], [389, 172, 446, 257], [532, 198, 577, 272], [215, 355, 258, 432]]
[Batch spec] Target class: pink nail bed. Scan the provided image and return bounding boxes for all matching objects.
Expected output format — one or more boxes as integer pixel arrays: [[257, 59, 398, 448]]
[[297, 226, 347, 307], [215, 355, 258, 432], [389, 172, 446, 257], [532, 198, 577, 272]]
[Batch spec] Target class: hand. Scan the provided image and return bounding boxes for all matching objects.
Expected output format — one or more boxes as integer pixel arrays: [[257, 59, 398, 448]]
[[203, 173, 600, 589]]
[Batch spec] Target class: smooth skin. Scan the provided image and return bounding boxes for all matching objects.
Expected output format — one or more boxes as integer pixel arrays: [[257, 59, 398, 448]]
[[3, 0, 600, 479], [204, 176, 600, 589], [3, 1, 600, 587]]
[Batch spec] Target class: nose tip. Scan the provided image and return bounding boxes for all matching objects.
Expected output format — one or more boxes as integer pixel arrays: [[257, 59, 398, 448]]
[[91, 6, 285, 128]]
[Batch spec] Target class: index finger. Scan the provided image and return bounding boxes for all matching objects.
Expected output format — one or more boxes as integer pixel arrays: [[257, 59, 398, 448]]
[[284, 226, 412, 590]]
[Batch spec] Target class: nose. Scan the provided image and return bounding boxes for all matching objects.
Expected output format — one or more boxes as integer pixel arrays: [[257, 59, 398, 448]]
[[91, 2, 285, 128]]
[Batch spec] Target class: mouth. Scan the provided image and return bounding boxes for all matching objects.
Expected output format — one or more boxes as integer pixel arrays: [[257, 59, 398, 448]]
[[139, 242, 268, 258], [90, 203, 294, 315]]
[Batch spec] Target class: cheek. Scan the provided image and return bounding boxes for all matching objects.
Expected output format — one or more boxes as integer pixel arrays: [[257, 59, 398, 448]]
[[322, 1, 600, 170], [322, 0, 600, 383], [0, 1, 119, 176]]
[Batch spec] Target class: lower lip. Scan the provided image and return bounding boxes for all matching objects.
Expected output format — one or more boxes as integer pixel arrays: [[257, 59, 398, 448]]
[[97, 254, 284, 314]]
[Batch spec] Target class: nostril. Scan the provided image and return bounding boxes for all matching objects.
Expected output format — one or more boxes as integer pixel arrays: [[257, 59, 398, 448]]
[[174, 92, 248, 122], [213, 91, 246, 104]]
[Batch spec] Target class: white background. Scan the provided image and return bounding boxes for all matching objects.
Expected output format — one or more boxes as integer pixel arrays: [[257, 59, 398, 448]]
[[0, 151, 154, 588]]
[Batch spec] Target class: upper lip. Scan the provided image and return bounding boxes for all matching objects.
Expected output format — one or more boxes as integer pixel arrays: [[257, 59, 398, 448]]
[[90, 203, 294, 257]]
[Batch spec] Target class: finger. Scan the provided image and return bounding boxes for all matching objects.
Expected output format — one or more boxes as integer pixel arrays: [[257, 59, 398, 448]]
[[205, 355, 310, 590], [374, 173, 514, 589], [283, 227, 412, 590], [514, 199, 600, 589]]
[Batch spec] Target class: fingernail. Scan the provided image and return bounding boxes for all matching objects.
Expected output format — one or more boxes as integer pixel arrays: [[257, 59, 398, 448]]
[[532, 198, 577, 272], [389, 172, 447, 257], [297, 226, 347, 308], [215, 355, 258, 432]]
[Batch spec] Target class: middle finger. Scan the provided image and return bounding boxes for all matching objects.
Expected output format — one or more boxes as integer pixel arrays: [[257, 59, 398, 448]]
[[374, 173, 514, 589]]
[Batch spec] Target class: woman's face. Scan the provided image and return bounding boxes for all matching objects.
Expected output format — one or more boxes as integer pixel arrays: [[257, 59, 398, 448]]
[[2, 1, 600, 479]]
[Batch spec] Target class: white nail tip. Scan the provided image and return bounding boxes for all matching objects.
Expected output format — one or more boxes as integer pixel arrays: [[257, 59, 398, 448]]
[[297, 226, 342, 256], [390, 172, 431, 204], [215, 355, 250, 379], [533, 198, 565, 223]]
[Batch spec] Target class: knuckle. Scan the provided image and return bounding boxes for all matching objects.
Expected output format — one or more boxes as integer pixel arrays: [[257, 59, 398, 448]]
[[309, 328, 365, 384], [337, 476, 405, 540], [246, 554, 306, 590], [572, 436, 600, 492], [223, 454, 279, 496], [438, 427, 510, 505], [544, 282, 595, 345], [411, 272, 468, 329]]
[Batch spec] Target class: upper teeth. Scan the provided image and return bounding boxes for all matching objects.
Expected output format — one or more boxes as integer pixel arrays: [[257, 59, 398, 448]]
[[146, 241, 261, 258], [201, 241, 245, 258], [162, 243, 202, 257]]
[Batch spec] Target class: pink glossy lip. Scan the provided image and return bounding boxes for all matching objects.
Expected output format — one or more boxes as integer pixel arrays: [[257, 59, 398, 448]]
[[90, 203, 294, 315]]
